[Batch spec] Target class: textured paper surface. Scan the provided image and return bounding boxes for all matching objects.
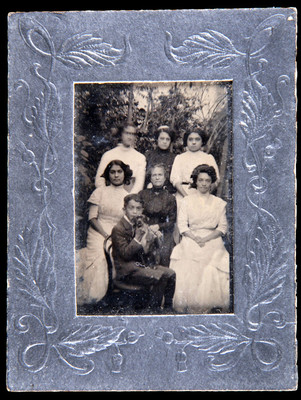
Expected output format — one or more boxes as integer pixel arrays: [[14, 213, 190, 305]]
[[7, 9, 297, 391]]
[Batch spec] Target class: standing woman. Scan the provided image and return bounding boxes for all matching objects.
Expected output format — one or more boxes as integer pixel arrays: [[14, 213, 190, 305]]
[[139, 163, 177, 267], [170, 129, 220, 204], [144, 125, 176, 193], [170, 164, 230, 314], [77, 160, 132, 306], [95, 123, 146, 193]]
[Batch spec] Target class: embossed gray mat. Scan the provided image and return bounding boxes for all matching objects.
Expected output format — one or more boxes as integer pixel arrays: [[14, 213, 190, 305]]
[[7, 9, 297, 391]]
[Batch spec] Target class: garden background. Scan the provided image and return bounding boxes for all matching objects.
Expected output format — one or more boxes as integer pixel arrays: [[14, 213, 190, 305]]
[[74, 81, 232, 249]]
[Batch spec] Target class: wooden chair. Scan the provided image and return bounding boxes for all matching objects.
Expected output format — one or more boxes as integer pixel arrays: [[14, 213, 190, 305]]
[[103, 236, 151, 312]]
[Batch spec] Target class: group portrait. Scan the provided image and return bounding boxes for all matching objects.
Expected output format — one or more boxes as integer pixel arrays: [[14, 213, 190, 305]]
[[74, 80, 233, 315]]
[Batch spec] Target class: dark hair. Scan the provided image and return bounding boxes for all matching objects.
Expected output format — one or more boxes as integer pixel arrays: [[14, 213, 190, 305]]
[[123, 193, 144, 208], [190, 164, 217, 188], [101, 160, 133, 186], [155, 125, 175, 142], [183, 129, 208, 147]]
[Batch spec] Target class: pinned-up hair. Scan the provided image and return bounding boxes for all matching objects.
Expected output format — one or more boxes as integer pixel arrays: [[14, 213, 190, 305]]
[[155, 125, 175, 142], [183, 129, 208, 147], [190, 164, 217, 187]]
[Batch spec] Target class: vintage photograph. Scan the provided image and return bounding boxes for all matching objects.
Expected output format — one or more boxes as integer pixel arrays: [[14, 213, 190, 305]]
[[8, 9, 297, 391], [74, 81, 233, 315]]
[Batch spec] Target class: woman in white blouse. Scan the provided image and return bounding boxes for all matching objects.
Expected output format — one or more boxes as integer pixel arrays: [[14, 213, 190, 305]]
[[170, 129, 220, 204], [170, 164, 230, 314], [95, 123, 146, 193], [77, 160, 132, 306]]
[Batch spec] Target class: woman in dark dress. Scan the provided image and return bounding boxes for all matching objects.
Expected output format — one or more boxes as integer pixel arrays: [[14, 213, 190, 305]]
[[139, 163, 177, 267], [144, 125, 176, 193]]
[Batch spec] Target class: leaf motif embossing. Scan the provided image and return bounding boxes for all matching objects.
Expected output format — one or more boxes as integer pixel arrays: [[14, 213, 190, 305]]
[[52, 325, 139, 375], [186, 323, 248, 342], [27, 64, 63, 143], [158, 13, 290, 375], [165, 30, 244, 68], [162, 322, 252, 371], [13, 14, 144, 377], [244, 212, 288, 309], [56, 325, 126, 356], [56, 33, 130, 69], [12, 213, 57, 332]]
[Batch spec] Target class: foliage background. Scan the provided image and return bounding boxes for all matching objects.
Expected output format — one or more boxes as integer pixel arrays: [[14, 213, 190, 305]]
[[74, 81, 232, 249]]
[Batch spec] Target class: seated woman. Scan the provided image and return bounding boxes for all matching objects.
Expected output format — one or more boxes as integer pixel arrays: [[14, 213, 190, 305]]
[[170, 164, 230, 314], [77, 160, 132, 307], [144, 125, 176, 193], [139, 163, 177, 267]]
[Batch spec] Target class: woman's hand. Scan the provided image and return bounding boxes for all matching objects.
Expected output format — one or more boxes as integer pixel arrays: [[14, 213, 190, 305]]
[[194, 236, 206, 247], [183, 230, 207, 247]]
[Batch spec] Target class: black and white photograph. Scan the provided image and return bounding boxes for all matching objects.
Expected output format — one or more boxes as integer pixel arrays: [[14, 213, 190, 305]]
[[7, 9, 297, 391], [74, 81, 233, 315]]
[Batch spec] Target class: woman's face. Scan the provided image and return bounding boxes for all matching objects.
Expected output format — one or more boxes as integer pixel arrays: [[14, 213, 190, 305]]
[[157, 131, 171, 150], [109, 164, 125, 186], [150, 166, 165, 188], [196, 172, 212, 194], [187, 132, 202, 152], [121, 126, 136, 147]]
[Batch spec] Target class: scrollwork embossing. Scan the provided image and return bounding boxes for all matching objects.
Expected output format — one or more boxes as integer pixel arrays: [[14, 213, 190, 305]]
[[12, 14, 140, 376], [159, 13, 290, 373]]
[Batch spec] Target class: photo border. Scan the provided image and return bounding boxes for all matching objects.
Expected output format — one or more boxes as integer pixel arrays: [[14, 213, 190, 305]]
[[7, 9, 297, 391], [73, 79, 234, 316]]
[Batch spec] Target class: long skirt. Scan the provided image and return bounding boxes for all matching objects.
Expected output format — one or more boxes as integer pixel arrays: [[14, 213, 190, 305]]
[[76, 226, 109, 306], [170, 231, 229, 314]]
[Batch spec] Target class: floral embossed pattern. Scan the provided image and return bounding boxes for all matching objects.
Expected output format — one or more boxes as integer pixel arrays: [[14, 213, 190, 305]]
[[7, 10, 296, 390], [10, 15, 142, 376], [158, 13, 295, 374]]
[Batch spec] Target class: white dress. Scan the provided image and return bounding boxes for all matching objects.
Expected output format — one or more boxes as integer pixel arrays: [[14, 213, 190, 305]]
[[170, 150, 220, 205], [95, 144, 146, 193], [170, 149, 220, 243], [170, 192, 230, 314], [76, 185, 128, 305]]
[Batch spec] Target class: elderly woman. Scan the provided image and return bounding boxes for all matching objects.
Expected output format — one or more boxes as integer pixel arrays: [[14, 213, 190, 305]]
[[139, 163, 177, 267], [170, 164, 230, 314], [144, 125, 176, 193], [77, 160, 132, 306]]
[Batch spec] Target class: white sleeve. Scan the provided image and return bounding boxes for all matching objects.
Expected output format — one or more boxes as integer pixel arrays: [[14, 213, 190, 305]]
[[208, 154, 220, 181], [170, 155, 181, 186], [216, 203, 228, 235], [88, 204, 99, 220], [177, 198, 190, 234], [130, 155, 146, 193]]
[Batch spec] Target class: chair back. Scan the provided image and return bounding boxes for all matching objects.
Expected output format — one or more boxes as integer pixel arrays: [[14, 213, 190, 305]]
[[103, 235, 146, 293]]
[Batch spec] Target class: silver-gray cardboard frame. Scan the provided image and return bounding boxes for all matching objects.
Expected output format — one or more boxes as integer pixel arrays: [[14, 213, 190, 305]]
[[7, 9, 297, 391]]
